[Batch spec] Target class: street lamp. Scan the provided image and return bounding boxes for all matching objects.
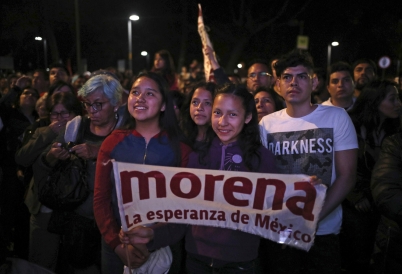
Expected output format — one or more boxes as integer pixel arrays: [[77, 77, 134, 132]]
[[327, 41, 339, 70], [141, 51, 149, 69], [35, 36, 48, 70], [327, 41, 339, 77], [128, 14, 140, 71]]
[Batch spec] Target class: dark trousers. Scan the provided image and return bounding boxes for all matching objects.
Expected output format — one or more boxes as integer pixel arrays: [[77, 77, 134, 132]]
[[186, 254, 255, 274], [259, 234, 341, 274], [340, 203, 380, 273]]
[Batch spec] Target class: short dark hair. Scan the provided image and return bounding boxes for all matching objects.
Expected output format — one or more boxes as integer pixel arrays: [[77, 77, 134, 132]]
[[247, 59, 270, 74], [274, 49, 314, 78], [352, 58, 377, 75], [47, 80, 74, 98], [227, 74, 242, 83], [49, 63, 70, 76], [14, 87, 39, 108], [33, 69, 49, 81], [7, 74, 18, 83], [327, 61, 353, 85]]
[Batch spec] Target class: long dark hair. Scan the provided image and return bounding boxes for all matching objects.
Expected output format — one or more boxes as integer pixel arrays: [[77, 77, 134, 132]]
[[151, 50, 176, 88], [47, 80, 74, 98], [205, 83, 262, 171], [349, 80, 401, 146], [253, 87, 284, 112], [46, 92, 83, 116], [123, 71, 183, 165], [180, 81, 216, 149]]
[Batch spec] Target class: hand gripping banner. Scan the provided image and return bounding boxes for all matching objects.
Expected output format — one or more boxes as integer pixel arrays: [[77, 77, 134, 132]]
[[113, 161, 327, 251]]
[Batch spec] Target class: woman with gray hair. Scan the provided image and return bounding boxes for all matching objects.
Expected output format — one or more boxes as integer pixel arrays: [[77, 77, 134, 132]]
[[34, 72, 124, 273]]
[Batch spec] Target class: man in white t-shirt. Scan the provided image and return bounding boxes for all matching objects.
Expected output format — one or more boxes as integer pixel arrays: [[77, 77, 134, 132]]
[[259, 50, 358, 274], [322, 62, 356, 111]]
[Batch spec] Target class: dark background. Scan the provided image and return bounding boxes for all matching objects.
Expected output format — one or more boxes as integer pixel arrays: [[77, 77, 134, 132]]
[[1, 0, 401, 77]]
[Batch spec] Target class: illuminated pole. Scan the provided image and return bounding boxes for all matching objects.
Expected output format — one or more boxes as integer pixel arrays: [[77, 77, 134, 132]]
[[35, 37, 48, 70], [44, 38, 48, 70], [141, 51, 148, 68], [128, 15, 139, 71], [327, 41, 339, 70], [75, 0, 82, 74]]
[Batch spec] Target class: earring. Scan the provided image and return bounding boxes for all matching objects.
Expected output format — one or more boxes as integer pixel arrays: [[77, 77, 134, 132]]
[[115, 112, 119, 120]]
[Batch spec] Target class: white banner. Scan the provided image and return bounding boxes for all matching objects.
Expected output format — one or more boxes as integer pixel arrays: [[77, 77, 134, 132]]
[[197, 4, 215, 82], [113, 161, 327, 251]]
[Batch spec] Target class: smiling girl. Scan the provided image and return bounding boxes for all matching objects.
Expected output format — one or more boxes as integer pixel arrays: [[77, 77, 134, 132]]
[[93, 72, 191, 274], [120, 84, 278, 273]]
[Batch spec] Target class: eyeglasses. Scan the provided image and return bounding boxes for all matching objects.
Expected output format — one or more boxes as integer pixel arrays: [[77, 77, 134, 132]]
[[248, 72, 272, 79], [280, 73, 313, 83], [50, 111, 71, 119], [82, 101, 109, 112]]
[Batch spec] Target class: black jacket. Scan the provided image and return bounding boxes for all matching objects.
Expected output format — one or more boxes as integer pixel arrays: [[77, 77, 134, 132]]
[[371, 133, 402, 227]]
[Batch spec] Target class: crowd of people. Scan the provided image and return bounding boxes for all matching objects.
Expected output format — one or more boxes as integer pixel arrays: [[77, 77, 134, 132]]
[[0, 47, 401, 274]]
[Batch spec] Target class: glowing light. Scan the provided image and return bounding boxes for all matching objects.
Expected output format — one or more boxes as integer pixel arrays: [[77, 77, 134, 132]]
[[129, 15, 139, 21]]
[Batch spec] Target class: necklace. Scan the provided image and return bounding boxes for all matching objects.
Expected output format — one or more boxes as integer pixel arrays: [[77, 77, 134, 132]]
[[91, 115, 118, 137], [105, 118, 118, 137]]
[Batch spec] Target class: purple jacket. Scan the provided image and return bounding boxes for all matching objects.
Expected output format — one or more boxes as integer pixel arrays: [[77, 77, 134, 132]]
[[149, 137, 277, 264]]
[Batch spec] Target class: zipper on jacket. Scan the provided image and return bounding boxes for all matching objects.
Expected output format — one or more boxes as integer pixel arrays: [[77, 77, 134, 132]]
[[142, 141, 148, 164], [219, 144, 227, 170]]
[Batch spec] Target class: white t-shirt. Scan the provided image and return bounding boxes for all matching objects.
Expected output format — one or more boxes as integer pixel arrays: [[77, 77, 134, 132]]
[[259, 104, 358, 235], [321, 97, 355, 111]]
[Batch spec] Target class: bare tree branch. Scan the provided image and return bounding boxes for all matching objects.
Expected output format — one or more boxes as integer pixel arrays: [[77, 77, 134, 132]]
[[229, 2, 238, 25], [292, 0, 313, 19], [244, 3, 254, 30], [238, 0, 245, 26], [251, 0, 291, 35]]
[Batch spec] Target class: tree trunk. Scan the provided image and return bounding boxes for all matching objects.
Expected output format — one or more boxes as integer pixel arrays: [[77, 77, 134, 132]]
[[42, 0, 60, 64], [177, 0, 189, 74]]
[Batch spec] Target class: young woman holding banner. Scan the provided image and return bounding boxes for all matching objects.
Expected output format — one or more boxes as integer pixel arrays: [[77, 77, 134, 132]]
[[93, 72, 191, 274], [120, 84, 279, 273]]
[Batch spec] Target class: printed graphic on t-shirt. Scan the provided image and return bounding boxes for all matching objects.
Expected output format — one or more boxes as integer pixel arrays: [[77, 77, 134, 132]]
[[266, 128, 333, 186]]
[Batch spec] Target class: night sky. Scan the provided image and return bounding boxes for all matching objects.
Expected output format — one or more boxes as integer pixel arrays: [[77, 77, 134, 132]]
[[1, 0, 401, 77]]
